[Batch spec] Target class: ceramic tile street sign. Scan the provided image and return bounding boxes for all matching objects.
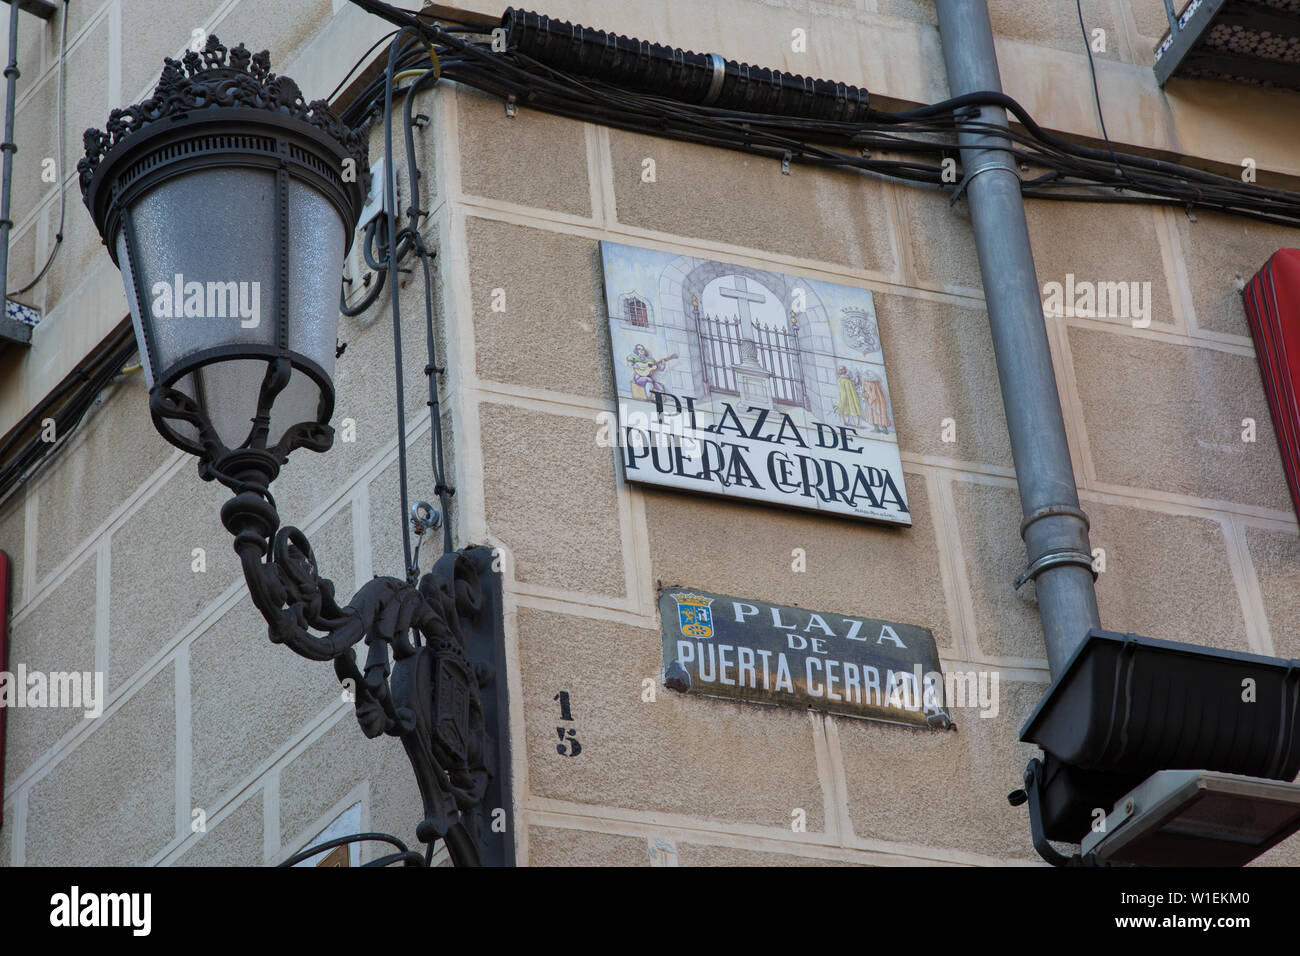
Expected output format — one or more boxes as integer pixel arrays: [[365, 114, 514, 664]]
[[601, 241, 910, 525], [658, 588, 946, 727]]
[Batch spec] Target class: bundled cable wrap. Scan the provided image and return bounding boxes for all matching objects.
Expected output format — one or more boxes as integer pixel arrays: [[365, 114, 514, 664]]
[[333, 1, 1300, 228], [500, 7, 871, 122]]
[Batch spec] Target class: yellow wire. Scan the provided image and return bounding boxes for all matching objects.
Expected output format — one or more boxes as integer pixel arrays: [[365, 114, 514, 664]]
[[392, 49, 440, 87], [119, 363, 141, 375]]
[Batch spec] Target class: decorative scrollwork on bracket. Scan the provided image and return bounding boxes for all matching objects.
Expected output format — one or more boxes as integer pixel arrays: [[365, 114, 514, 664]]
[[220, 470, 496, 866]]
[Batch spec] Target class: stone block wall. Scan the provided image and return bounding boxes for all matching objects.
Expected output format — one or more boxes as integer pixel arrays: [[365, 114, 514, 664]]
[[2, 0, 1300, 867]]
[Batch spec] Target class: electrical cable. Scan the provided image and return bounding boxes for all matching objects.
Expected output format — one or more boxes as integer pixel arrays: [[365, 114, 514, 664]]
[[322, 6, 1300, 591], [339, 217, 388, 316], [14, 2, 1300, 526], [336, 40, 456, 566], [331, 1, 1300, 230], [327, 28, 400, 104], [0, 324, 137, 506], [0, 320, 134, 460], [340, 47, 433, 126], [13, 0, 69, 295], [505, 20, 1300, 215], [442, 52, 1300, 226], [1074, 0, 1134, 189], [381, 29, 419, 584], [399, 63, 454, 555]]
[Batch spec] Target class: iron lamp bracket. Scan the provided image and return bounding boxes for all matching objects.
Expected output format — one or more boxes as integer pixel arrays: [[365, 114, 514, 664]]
[[214, 448, 511, 867]]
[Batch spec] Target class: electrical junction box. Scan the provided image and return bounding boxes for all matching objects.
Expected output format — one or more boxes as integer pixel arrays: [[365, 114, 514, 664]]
[[358, 156, 389, 231], [342, 158, 397, 308]]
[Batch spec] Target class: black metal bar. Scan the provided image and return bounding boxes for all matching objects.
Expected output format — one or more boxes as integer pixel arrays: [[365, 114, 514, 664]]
[[2, 0, 58, 20], [1179, 50, 1300, 90], [463, 545, 515, 867], [0, 313, 30, 346], [275, 155, 289, 352], [119, 208, 161, 380], [1162, 0, 1180, 37], [1022, 758, 1082, 867], [1154, 0, 1228, 87]]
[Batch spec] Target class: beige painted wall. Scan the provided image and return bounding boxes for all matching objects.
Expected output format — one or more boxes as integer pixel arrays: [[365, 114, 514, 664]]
[[2, 0, 1300, 866]]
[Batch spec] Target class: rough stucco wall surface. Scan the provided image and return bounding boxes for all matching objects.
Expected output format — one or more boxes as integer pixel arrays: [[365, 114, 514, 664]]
[[3, 0, 1300, 869]]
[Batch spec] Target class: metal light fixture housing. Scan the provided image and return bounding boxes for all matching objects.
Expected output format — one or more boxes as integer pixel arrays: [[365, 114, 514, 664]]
[[1019, 628, 1300, 846], [78, 36, 369, 474], [1081, 770, 1300, 867]]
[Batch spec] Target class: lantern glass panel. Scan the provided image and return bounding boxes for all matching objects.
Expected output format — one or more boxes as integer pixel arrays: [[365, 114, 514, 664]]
[[115, 228, 154, 386], [123, 167, 278, 374], [191, 358, 270, 450], [111, 164, 348, 453], [287, 180, 347, 382]]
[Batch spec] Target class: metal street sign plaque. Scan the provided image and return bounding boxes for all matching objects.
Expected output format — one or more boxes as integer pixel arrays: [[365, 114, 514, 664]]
[[658, 588, 945, 727]]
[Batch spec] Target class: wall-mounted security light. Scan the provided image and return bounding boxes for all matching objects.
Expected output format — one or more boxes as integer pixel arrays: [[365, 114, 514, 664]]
[[1081, 770, 1300, 867], [1022, 630, 1300, 780], [1013, 629, 1300, 864]]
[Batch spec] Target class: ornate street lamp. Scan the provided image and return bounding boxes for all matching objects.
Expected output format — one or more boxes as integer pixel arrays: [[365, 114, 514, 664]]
[[79, 40, 361, 467], [77, 36, 510, 867]]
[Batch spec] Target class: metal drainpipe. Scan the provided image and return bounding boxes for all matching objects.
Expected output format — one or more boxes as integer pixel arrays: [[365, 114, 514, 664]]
[[934, 0, 1101, 677]]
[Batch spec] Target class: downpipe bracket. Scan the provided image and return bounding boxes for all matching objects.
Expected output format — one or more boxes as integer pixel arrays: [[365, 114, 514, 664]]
[[948, 158, 1020, 207], [1014, 549, 1098, 590], [1015, 505, 1096, 590]]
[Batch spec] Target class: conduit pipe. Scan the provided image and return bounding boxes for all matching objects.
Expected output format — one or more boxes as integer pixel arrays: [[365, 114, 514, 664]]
[[0, 0, 58, 348], [0, 2, 21, 342], [935, 0, 1101, 676]]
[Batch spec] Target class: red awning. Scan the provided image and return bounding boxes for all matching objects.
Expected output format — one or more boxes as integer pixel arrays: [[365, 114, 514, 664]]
[[1244, 249, 1300, 525]]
